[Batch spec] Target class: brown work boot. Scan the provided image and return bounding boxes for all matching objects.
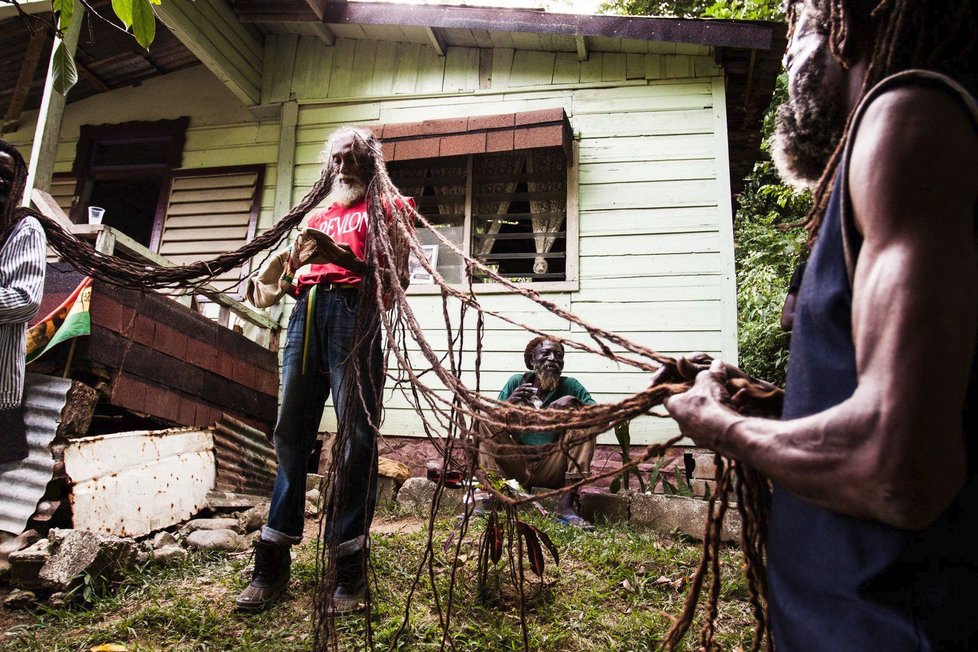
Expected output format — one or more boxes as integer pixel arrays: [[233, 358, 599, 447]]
[[235, 539, 291, 612], [326, 552, 367, 617]]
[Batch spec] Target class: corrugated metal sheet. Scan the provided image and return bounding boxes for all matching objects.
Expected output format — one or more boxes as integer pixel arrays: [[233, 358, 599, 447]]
[[0, 374, 72, 535], [65, 428, 216, 537], [213, 415, 277, 496]]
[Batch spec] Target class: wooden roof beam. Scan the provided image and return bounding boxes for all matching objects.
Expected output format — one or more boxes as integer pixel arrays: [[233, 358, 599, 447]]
[[2, 28, 47, 135], [155, 0, 264, 106], [301, 0, 336, 45], [575, 35, 588, 62], [424, 26, 446, 56], [75, 60, 111, 93]]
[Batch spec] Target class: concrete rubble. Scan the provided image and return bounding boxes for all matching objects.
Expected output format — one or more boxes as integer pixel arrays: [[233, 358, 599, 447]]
[[8, 529, 137, 593], [186, 529, 248, 552]]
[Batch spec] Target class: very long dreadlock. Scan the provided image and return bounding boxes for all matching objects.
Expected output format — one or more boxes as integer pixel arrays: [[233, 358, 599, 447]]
[[789, 0, 977, 246], [8, 126, 777, 647], [305, 128, 781, 651]]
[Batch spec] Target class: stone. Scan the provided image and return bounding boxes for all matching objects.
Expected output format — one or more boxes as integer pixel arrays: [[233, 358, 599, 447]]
[[378, 457, 410, 484], [150, 545, 188, 565], [304, 500, 320, 518], [394, 477, 464, 515], [578, 491, 630, 524], [31, 529, 137, 592], [629, 493, 741, 543], [2, 589, 36, 609], [7, 539, 52, 590], [181, 518, 242, 536], [185, 529, 248, 552], [0, 529, 40, 577], [151, 531, 178, 550], [376, 476, 395, 510], [690, 453, 718, 480], [305, 488, 322, 503], [238, 501, 269, 533], [47, 592, 69, 608], [306, 473, 326, 494]]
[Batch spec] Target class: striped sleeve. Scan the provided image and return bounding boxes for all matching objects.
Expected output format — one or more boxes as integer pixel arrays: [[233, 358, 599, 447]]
[[0, 218, 46, 324]]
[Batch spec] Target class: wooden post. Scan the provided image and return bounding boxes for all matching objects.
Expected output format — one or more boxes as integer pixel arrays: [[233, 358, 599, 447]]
[[23, 0, 85, 206], [273, 100, 299, 221]]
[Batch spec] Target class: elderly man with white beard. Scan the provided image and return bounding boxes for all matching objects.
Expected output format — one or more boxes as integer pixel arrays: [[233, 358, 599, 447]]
[[480, 336, 597, 529], [237, 126, 411, 615]]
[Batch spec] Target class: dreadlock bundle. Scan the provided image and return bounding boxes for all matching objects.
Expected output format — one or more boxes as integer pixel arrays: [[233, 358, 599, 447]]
[[292, 132, 782, 650], [788, 0, 977, 245]]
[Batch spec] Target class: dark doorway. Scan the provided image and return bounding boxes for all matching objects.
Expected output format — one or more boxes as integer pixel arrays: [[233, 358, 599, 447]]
[[71, 118, 188, 253], [87, 178, 164, 248]]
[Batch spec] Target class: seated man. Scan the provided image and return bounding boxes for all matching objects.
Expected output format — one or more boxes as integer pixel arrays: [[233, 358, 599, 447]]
[[480, 336, 596, 528]]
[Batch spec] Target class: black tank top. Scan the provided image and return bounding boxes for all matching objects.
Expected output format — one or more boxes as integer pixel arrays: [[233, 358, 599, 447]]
[[769, 71, 978, 651]]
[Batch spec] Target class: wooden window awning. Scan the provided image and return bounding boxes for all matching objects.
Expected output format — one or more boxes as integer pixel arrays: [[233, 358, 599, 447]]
[[375, 108, 573, 165]]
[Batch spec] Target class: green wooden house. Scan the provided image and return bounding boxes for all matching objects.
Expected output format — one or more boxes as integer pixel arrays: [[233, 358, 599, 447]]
[[1, 0, 784, 446]]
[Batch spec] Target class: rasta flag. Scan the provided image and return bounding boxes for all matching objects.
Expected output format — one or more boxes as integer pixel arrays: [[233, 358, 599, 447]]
[[26, 277, 92, 364]]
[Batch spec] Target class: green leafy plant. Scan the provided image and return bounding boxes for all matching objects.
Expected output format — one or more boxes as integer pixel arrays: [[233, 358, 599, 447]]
[[610, 420, 646, 494], [648, 457, 696, 498], [48, 0, 163, 95]]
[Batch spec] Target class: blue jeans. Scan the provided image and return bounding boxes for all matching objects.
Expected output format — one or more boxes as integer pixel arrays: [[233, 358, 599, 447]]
[[262, 286, 382, 557]]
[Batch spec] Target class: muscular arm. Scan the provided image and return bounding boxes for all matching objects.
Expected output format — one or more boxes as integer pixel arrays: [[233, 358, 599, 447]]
[[666, 87, 978, 529]]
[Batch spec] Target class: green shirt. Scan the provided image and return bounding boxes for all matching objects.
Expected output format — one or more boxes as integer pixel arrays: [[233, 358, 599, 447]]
[[497, 372, 596, 446]]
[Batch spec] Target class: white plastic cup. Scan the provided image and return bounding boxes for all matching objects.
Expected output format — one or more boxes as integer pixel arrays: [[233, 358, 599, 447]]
[[87, 206, 105, 225]]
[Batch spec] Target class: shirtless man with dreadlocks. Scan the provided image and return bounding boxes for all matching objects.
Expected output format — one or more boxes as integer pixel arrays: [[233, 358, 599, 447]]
[[662, 0, 978, 648], [237, 126, 410, 615], [0, 140, 45, 465]]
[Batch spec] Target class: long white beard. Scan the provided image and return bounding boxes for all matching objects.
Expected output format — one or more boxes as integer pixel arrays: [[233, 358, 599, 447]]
[[332, 177, 367, 207]]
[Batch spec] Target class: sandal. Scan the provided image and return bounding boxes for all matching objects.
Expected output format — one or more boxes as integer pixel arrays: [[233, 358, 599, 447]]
[[553, 513, 594, 531]]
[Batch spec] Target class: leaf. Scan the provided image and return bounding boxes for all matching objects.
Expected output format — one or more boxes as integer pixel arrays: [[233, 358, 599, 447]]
[[516, 521, 545, 577], [487, 511, 504, 565], [51, 41, 78, 95], [609, 477, 621, 494], [131, 0, 157, 49], [91, 645, 129, 652], [112, 0, 134, 28], [52, 0, 73, 30], [520, 522, 559, 567]]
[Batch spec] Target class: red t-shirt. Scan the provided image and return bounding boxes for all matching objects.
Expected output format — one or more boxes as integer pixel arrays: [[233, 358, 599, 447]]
[[295, 197, 414, 290]]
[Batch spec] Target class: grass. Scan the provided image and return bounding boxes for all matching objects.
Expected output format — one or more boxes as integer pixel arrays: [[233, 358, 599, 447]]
[[2, 515, 757, 651]]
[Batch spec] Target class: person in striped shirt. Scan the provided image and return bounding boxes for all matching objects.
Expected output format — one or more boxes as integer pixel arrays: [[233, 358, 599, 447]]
[[0, 140, 46, 464]]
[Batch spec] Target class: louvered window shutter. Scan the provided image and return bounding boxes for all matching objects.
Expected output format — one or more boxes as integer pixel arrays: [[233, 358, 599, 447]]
[[159, 167, 263, 294]]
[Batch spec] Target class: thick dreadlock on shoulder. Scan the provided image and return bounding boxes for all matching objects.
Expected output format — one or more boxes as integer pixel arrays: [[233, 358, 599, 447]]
[[790, 0, 977, 246]]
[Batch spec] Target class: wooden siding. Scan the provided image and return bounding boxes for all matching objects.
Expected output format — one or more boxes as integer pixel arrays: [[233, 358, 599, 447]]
[[266, 34, 720, 104], [17, 36, 734, 447], [290, 65, 731, 445]]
